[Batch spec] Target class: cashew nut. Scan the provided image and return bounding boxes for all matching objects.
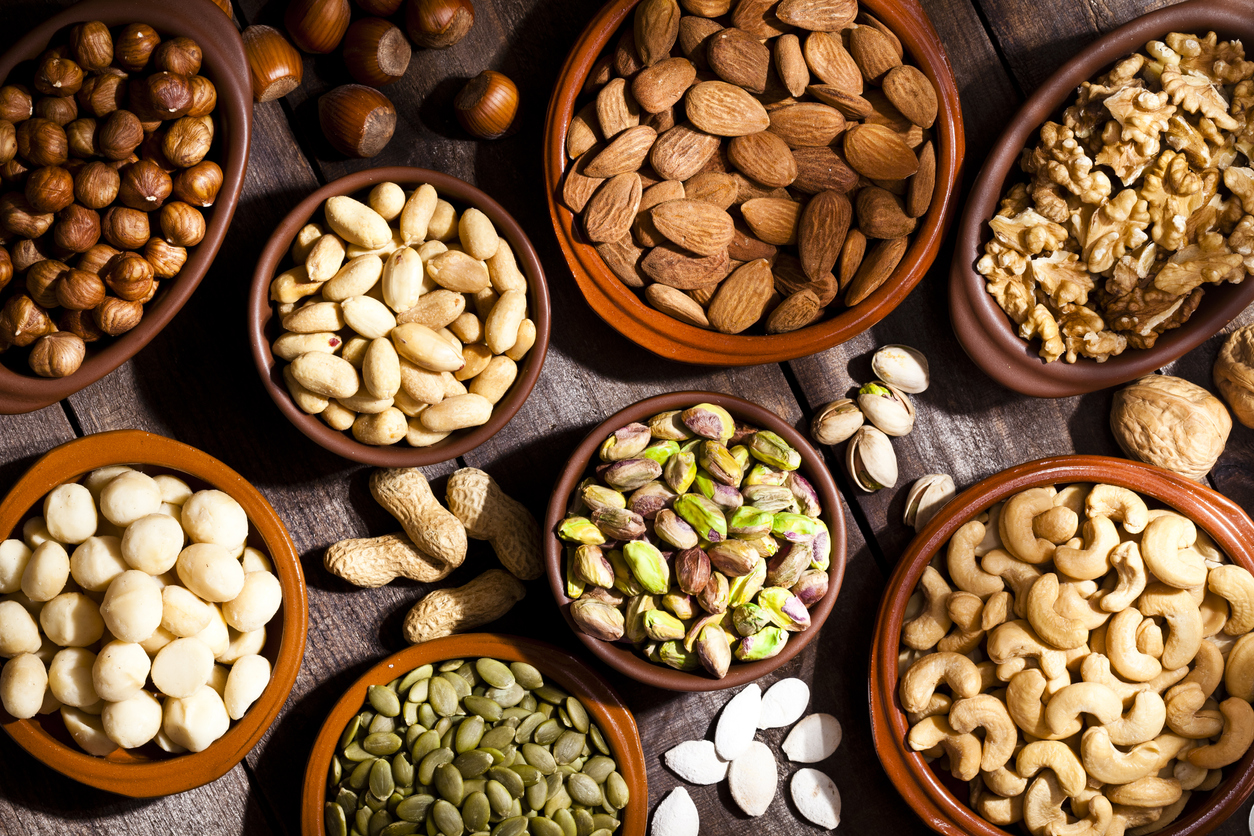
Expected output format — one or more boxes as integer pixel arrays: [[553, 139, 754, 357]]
[[983, 550, 1043, 617], [983, 765, 1029, 797], [1080, 727, 1190, 784], [975, 502, 1004, 556], [906, 692, 952, 725], [1081, 653, 1149, 706], [1108, 608, 1162, 682], [947, 519, 1005, 598], [1164, 682, 1223, 738], [1187, 697, 1254, 769], [939, 591, 985, 654], [1086, 485, 1149, 535], [1139, 515, 1205, 589], [988, 620, 1069, 680], [1102, 542, 1148, 613], [1137, 584, 1204, 671], [1025, 573, 1090, 650], [1054, 516, 1120, 581], [1135, 620, 1164, 659], [1108, 804, 1162, 836], [1049, 795, 1112, 836], [1016, 740, 1087, 797], [1001, 488, 1059, 564], [1105, 690, 1167, 746], [1034, 506, 1079, 544], [1022, 773, 1067, 836], [950, 694, 1018, 772], [1200, 589, 1229, 637], [1053, 484, 1089, 516], [1172, 758, 1210, 790], [899, 651, 982, 714], [1056, 584, 1112, 630], [1043, 682, 1123, 737], [974, 779, 1025, 824], [1167, 639, 1223, 699], [1206, 563, 1254, 635], [1126, 791, 1189, 836], [1007, 669, 1064, 739], [903, 566, 953, 651], [1103, 776, 1182, 808], [983, 590, 1013, 632]]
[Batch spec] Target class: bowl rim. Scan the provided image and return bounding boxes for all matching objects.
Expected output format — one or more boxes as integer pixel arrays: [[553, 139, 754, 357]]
[[247, 165, 551, 467], [869, 454, 1254, 836], [542, 0, 967, 367], [947, 0, 1254, 398], [0, 0, 251, 414], [0, 429, 308, 797], [542, 390, 847, 691], [298, 632, 649, 836]]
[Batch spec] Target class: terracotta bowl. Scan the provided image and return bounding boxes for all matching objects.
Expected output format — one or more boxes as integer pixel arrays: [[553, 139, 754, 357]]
[[949, 0, 1254, 398], [543, 391, 846, 691], [300, 633, 648, 836], [869, 455, 1254, 836], [248, 166, 551, 467], [0, 0, 251, 414], [0, 430, 308, 797], [543, 0, 965, 366]]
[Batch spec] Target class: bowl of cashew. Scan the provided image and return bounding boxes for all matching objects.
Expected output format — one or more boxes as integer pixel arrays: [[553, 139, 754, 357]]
[[869, 455, 1254, 836]]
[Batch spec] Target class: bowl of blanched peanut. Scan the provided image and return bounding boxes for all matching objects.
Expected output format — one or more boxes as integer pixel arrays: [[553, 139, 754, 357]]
[[0, 429, 306, 797]]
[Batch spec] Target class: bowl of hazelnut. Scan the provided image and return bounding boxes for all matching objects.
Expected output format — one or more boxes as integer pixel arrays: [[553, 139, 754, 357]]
[[0, 0, 250, 413]]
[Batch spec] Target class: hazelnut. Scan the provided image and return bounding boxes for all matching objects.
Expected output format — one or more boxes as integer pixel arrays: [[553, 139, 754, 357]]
[[138, 129, 176, 171], [34, 54, 85, 97], [318, 85, 396, 158], [160, 201, 205, 246], [74, 161, 120, 209], [102, 251, 155, 301], [0, 244, 10, 291], [137, 278, 159, 304], [34, 96, 78, 127], [162, 116, 212, 168], [1, 158, 30, 187], [187, 76, 217, 118], [285, 0, 352, 54], [98, 109, 143, 160], [0, 120, 15, 164], [25, 258, 68, 308], [0, 192, 54, 238], [405, 0, 475, 49], [10, 237, 51, 273], [118, 159, 172, 210], [53, 204, 101, 253], [0, 85, 33, 123], [55, 267, 106, 310], [93, 296, 143, 335], [77, 71, 128, 118], [65, 118, 98, 158], [146, 72, 193, 118], [77, 242, 120, 274], [29, 331, 86, 378], [0, 295, 54, 347], [342, 18, 412, 88], [359, 0, 403, 12], [152, 37, 203, 76], [114, 24, 161, 73], [69, 22, 114, 73], [100, 205, 149, 249], [59, 308, 105, 343], [143, 236, 186, 278], [241, 26, 303, 103], [16, 118, 69, 167], [172, 160, 221, 207], [454, 70, 519, 140], [25, 165, 75, 212]]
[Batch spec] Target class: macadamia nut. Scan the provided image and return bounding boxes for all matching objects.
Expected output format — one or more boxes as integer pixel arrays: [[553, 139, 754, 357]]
[[102, 689, 162, 748], [121, 513, 184, 574], [100, 570, 162, 643], [70, 536, 127, 592], [83, 465, 134, 501], [207, 663, 230, 697], [43, 483, 98, 544], [0, 653, 47, 719], [0, 600, 42, 657], [153, 474, 193, 506], [219, 626, 266, 665], [176, 543, 245, 603], [139, 624, 177, 656], [100, 471, 163, 527], [48, 647, 99, 707], [224, 654, 271, 720], [61, 706, 118, 756], [241, 547, 273, 574], [154, 727, 188, 754], [39, 592, 104, 647], [223, 572, 281, 633], [92, 640, 151, 702], [161, 585, 212, 637], [163, 684, 230, 753], [22, 541, 70, 602], [0, 539, 32, 593], [194, 604, 229, 658], [22, 517, 56, 550], [151, 637, 215, 699], [180, 490, 248, 550]]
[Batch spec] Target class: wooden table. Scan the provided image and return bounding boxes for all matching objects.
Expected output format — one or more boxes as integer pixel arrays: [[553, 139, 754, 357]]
[[3, 0, 1253, 832]]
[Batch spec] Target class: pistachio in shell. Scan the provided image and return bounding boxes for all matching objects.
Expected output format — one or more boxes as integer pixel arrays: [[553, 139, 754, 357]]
[[648, 409, 693, 440], [811, 399, 864, 446], [758, 587, 811, 631], [599, 422, 652, 461], [857, 381, 915, 436], [573, 544, 615, 589], [558, 516, 607, 545], [707, 539, 760, 577], [903, 473, 955, 532], [871, 344, 929, 393], [728, 558, 767, 608], [675, 546, 711, 595], [674, 493, 728, 542], [570, 598, 625, 641], [791, 568, 829, 608], [846, 426, 897, 491], [582, 484, 627, 514], [627, 480, 676, 519], [591, 506, 647, 540], [694, 471, 745, 511], [663, 450, 697, 494], [698, 440, 743, 486], [697, 571, 730, 613], [643, 609, 686, 641]]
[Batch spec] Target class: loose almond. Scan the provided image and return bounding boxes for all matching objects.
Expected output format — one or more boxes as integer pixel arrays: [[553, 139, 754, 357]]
[[798, 189, 851, 280], [641, 244, 731, 288], [844, 235, 907, 304], [843, 123, 919, 180], [849, 25, 901, 83], [684, 171, 738, 209], [685, 81, 770, 137], [807, 84, 873, 119], [561, 148, 606, 213], [582, 172, 642, 243], [774, 34, 810, 98], [651, 199, 735, 256], [727, 223, 778, 262], [650, 123, 722, 181], [584, 125, 657, 178], [791, 146, 859, 194], [859, 11, 903, 58], [777, 0, 857, 31], [766, 288, 821, 333], [731, 0, 790, 39], [595, 77, 641, 139], [882, 64, 937, 128], [597, 235, 648, 288], [706, 28, 770, 94], [803, 31, 862, 94], [634, 0, 681, 67], [741, 197, 802, 245], [707, 258, 774, 334], [645, 283, 711, 328], [567, 101, 601, 159], [906, 140, 935, 218], [837, 228, 866, 289], [767, 102, 846, 148], [677, 16, 722, 68], [728, 131, 797, 188], [856, 186, 917, 238], [631, 57, 697, 114]]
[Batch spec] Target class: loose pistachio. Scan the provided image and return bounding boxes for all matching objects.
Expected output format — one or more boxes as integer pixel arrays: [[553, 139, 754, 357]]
[[742, 484, 797, 513], [735, 625, 788, 661], [599, 422, 652, 462], [785, 472, 822, 517], [728, 559, 766, 608], [570, 599, 625, 641], [647, 410, 692, 441], [697, 571, 730, 613], [871, 344, 929, 394], [663, 451, 697, 494], [591, 507, 646, 541], [811, 399, 864, 446], [573, 545, 614, 589], [846, 426, 897, 492], [766, 540, 812, 588], [642, 609, 686, 641], [626, 481, 675, 519], [902, 473, 955, 532], [758, 587, 811, 632], [673, 494, 727, 542], [607, 549, 644, 597], [581, 484, 627, 514], [654, 509, 699, 550], [698, 440, 742, 486], [728, 506, 774, 537], [640, 440, 680, 466], [675, 547, 711, 595], [693, 472, 744, 512], [707, 540, 760, 577], [683, 611, 726, 651], [558, 517, 606, 545], [695, 624, 731, 679], [681, 403, 735, 442], [743, 534, 780, 558], [792, 569, 829, 608], [747, 430, 801, 471], [602, 458, 663, 491], [744, 464, 788, 487], [729, 444, 750, 472], [658, 640, 701, 671], [772, 512, 822, 543], [733, 603, 772, 637], [662, 591, 696, 621], [621, 541, 670, 595], [857, 381, 916, 437], [623, 594, 656, 644]]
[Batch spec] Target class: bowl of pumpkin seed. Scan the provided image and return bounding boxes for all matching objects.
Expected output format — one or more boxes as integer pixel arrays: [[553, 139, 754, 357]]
[[301, 633, 647, 836]]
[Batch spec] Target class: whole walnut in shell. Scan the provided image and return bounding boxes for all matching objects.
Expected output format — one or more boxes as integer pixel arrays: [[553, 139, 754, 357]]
[[1214, 325, 1254, 428], [1110, 374, 1231, 480]]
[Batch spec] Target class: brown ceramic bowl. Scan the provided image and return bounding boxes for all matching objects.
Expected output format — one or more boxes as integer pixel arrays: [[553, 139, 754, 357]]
[[543, 0, 966, 367], [950, 0, 1254, 398], [299, 633, 648, 836], [869, 455, 1254, 836], [248, 167, 551, 467], [0, 429, 307, 797], [543, 391, 846, 690], [0, 0, 251, 414]]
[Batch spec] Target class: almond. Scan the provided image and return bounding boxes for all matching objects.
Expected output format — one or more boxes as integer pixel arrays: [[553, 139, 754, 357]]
[[681, 0, 731, 16], [848, 25, 901, 83], [798, 190, 851, 280], [567, 101, 601, 159], [678, 17, 722, 70], [844, 235, 907, 305], [837, 228, 866, 289], [584, 54, 613, 96], [634, 0, 681, 67], [614, 28, 643, 77], [731, 0, 791, 39], [774, 34, 810, 98], [792, 146, 859, 194], [732, 173, 790, 205], [584, 125, 657, 178], [776, 0, 857, 32], [597, 235, 649, 288], [803, 32, 862, 95], [907, 140, 935, 219], [645, 107, 676, 133], [652, 199, 735, 256], [684, 171, 738, 209], [727, 223, 778, 262], [634, 180, 687, 247], [689, 285, 717, 306], [767, 103, 846, 148], [642, 244, 732, 288], [773, 252, 837, 304], [882, 65, 937, 129], [582, 172, 642, 243], [766, 289, 822, 333], [728, 131, 797, 188], [645, 283, 711, 328], [855, 186, 916, 238], [707, 28, 770, 94], [596, 78, 641, 140], [741, 197, 802, 245], [685, 81, 770, 136], [864, 89, 914, 136], [807, 84, 873, 119], [707, 258, 774, 333], [562, 147, 606, 212], [650, 123, 722, 181], [859, 12, 903, 59], [632, 57, 698, 114], [842, 124, 918, 180]]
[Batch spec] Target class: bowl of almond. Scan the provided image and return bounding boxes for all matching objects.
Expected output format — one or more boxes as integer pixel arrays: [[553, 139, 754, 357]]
[[544, 0, 964, 366]]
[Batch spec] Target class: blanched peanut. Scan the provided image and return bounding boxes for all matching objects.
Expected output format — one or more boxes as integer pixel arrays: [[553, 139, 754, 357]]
[[353, 408, 409, 446], [161, 585, 213, 637], [429, 199, 457, 241], [322, 401, 357, 431], [281, 300, 344, 333], [163, 684, 230, 753], [272, 331, 343, 361], [43, 483, 97, 544], [92, 640, 151, 701], [62, 706, 118, 756], [370, 182, 405, 220], [22, 541, 70, 602], [241, 548, 273, 574], [177, 544, 245, 603], [290, 222, 324, 263], [70, 536, 127, 591], [347, 229, 402, 259], [458, 207, 500, 260], [382, 247, 423, 313], [469, 355, 518, 405], [400, 358, 449, 404], [22, 517, 55, 550], [39, 592, 104, 647], [151, 637, 215, 698], [392, 323, 465, 372], [486, 237, 527, 294], [102, 689, 162, 748], [400, 183, 438, 244], [342, 295, 397, 339], [420, 393, 494, 432], [219, 626, 266, 664], [335, 339, 365, 370], [0, 539, 32, 593], [305, 233, 346, 282], [283, 366, 329, 414], [83, 466, 134, 501], [0, 600, 42, 657], [270, 265, 324, 303], [473, 287, 499, 319], [505, 318, 537, 362], [225, 654, 271, 721], [394, 388, 429, 418], [0, 653, 47, 719], [322, 254, 384, 302], [291, 352, 360, 399], [153, 475, 192, 507], [181, 490, 249, 550], [325, 195, 391, 248], [101, 570, 163, 643], [396, 289, 465, 329], [456, 343, 493, 382], [224, 572, 282, 633], [449, 312, 483, 344], [406, 417, 450, 448], [442, 374, 467, 397], [122, 514, 185, 574], [485, 289, 526, 354], [417, 239, 447, 261], [338, 386, 394, 414], [425, 250, 491, 293], [363, 337, 401, 400], [48, 647, 98, 707], [100, 471, 162, 527]]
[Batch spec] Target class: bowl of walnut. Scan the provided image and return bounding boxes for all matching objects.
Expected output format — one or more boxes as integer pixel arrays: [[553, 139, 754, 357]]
[[0, 0, 250, 413], [870, 455, 1254, 836], [951, 0, 1254, 398], [544, 0, 964, 366]]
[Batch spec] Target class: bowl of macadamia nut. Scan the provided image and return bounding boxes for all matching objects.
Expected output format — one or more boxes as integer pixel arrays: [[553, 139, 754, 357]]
[[0, 429, 306, 797], [870, 455, 1254, 836], [0, 0, 251, 413]]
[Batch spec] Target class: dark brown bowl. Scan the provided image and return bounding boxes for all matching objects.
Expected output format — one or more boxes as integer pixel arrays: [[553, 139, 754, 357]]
[[0, 430, 307, 797], [543, 391, 846, 690], [248, 167, 551, 467], [869, 455, 1254, 836], [543, 0, 965, 366], [0, 0, 251, 414], [299, 633, 648, 836], [949, 0, 1254, 398]]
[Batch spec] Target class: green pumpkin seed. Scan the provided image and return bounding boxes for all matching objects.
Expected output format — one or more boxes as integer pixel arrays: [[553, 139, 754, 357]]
[[369, 685, 402, 718], [484, 779, 514, 814], [439, 724, 455, 749], [326, 801, 348, 836], [525, 779, 548, 811], [393, 753, 414, 789], [475, 659, 515, 689], [399, 665, 432, 692], [365, 732, 404, 757], [370, 714, 398, 735], [408, 678, 430, 704], [440, 671, 472, 700], [490, 816, 528, 836], [411, 730, 441, 763], [395, 794, 435, 823], [368, 808, 392, 836], [604, 772, 628, 809], [538, 703, 555, 720], [370, 758, 396, 800], [365, 792, 386, 812], [502, 706, 531, 721], [543, 783, 572, 817], [462, 790, 490, 832], [518, 693, 538, 712], [566, 773, 603, 808], [453, 749, 493, 778], [487, 766, 525, 798], [345, 741, 373, 762], [419, 747, 455, 785], [552, 808, 577, 836], [431, 799, 463, 836], [534, 685, 568, 705], [429, 677, 459, 717], [582, 757, 614, 784], [509, 763, 542, 786], [356, 807, 373, 834], [520, 743, 557, 774], [572, 809, 595, 836], [434, 762, 464, 805], [478, 725, 514, 752], [528, 816, 563, 836], [590, 815, 618, 832], [403, 701, 419, 726], [513, 713, 544, 744], [462, 696, 504, 723], [330, 757, 343, 786], [381, 823, 421, 836], [454, 661, 478, 685], [485, 682, 526, 708], [588, 725, 609, 757], [418, 703, 438, 729], [563, 698, 589, 734], [553, 732, 585, 766], [454, 715, 485, 753], [337, 787, 359, 811], [533, 719, 561, 746], [438, 660, 464, 672], [349, 758, 376, 791], [340, 714, 363, 749]]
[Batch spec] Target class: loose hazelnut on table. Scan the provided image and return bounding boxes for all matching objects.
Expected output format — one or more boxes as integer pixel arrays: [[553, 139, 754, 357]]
[[100, 205, 149, 250], [113, 24, 160, 73], [68, 21, 114, 73], [74, 160, 120, 209], [241, 25, 303, 104], [172, 160, 221, 207], [318, 85, 396, 158], [285, 0, 352, 54], [53, 204, 102, 253], [406, 0, 475, 49], [97, 110, 143, 161], [455, 70, 519, 140], [342, 18, 412, 87]]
